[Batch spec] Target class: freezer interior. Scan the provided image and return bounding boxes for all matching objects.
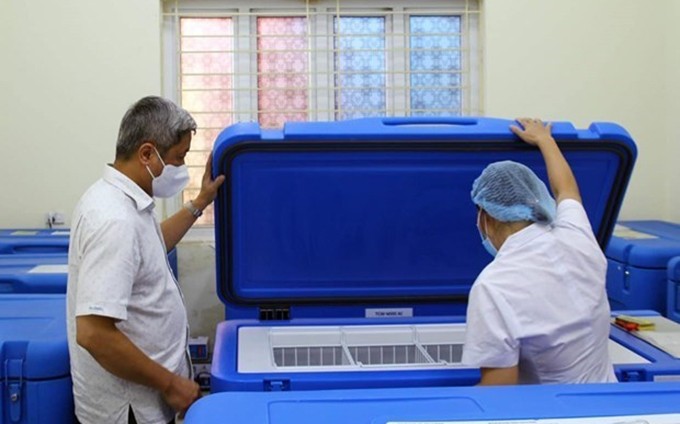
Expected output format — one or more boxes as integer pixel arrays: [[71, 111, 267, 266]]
[[237, 322, 649, 373]]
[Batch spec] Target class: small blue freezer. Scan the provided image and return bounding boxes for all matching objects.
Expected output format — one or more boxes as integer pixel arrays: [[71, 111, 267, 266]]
[[0, 229, 70, 255], [167, 247, 179, 280], [0, 294, 73, 424], [185, 381, 680, 424], [0, 229, 70, 237], [609, 311, 680, 382], [0, 263, 68, 294], [210, 117, 637, 392], [0, 254, 67, 267], [606, 220, 680, 313], [0, 228, 179, 280], [668, 256, 680, 323]]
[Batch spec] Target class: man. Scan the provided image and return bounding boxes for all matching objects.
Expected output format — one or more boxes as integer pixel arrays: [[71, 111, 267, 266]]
[[67, 96, 225, 423], [461, 118, 617, 385]]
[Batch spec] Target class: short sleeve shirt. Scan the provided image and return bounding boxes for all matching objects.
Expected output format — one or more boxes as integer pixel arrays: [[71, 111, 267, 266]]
[[461, 199, 617, 384], [66, 165, 190, 424]]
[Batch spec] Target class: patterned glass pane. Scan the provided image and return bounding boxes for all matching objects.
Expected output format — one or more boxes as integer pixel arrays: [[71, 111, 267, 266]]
[[334, 17, 386, 120], [257, 17, 308, 128], [179, 17, 234, 225], [409, 16, 461, 116]]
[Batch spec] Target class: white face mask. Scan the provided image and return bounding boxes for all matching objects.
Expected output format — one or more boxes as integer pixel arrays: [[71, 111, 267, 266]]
[[477, 209, 498, 257], [146, 148, 190, 198]]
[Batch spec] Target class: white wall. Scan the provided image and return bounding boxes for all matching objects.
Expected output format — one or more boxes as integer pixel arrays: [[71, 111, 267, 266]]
[[2, 1, 676, 227], [484, 0, 671, 221], [0, 0, 162, 228], [667, 0, 680, 222], [1, 0, 679, 340]]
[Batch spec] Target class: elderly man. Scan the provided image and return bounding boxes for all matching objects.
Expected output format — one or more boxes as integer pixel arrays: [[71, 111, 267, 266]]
[[67, 96, 225, 423]]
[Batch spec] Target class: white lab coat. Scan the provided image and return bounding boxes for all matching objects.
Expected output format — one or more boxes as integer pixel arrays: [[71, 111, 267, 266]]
[[462, 199, 617, 384]]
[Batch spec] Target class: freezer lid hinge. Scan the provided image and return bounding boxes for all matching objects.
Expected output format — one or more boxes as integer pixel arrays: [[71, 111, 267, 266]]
[[4, 358, 24, 422], [259, 306, 290, 321], [621, 369, 644, 382], [264, 379, 290, 391]]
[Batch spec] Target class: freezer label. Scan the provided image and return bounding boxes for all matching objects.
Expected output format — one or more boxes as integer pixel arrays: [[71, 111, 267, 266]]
[[366, 308, 414, 318]]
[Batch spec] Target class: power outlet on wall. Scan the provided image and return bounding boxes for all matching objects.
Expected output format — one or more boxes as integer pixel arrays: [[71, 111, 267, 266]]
[[46, 211, 66, 228]]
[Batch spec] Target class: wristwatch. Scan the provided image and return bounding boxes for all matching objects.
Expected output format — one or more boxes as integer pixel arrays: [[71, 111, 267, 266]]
[[184, 200, 203, 218]]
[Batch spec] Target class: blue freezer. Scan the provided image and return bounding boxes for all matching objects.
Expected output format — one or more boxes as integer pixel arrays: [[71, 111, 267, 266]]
[[186, 381, 680, 424], [0, 229, 70, 255], [0, 295, 73, 424], [0, 228, 179, 280], [210, 117, 637, 392], [606, 220, 680, 313], [167, 247, 178, 280], [0, 254, 67, 267], [0, 254, 177, 288], [609, 312, 680, 382], [668, 257, 680, 323], [0, 263, 68, 294], [0, 229, 70, 237]]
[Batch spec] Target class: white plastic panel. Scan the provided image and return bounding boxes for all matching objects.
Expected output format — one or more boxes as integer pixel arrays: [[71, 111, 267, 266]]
[[608, 339, 649, 364], [237, 323, 469, 373], [237, 323, 651, 373]]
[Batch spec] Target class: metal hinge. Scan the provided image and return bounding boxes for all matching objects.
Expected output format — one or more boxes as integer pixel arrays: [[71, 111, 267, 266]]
[[259, 306, 290, 321], [4, 358, 24, 422]]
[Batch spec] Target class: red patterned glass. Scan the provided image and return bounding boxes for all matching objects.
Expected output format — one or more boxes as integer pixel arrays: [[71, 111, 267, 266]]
[[257, 17, 309, 128], [179, 17, 234, 225]]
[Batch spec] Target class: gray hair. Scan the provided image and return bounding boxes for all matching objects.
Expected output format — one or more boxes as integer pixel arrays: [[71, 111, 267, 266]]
[[116, 96, 196, 159]]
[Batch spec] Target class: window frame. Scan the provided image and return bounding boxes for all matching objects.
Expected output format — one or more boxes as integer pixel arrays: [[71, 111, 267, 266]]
[[161, 0, 482, 231]]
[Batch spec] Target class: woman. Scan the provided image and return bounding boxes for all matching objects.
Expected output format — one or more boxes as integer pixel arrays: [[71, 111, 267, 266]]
[[461, 118, 617, 385]]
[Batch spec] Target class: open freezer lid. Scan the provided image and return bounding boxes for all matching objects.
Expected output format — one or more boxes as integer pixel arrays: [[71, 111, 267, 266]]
[[212, 117, 636, 314]]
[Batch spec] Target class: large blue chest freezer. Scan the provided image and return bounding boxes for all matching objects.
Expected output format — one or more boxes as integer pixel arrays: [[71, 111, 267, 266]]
[[0, 254, 67, 267], [669, 257, 680, 323], [0, 263, 68, 294], [0, 229, 70, 255], [606, 221, 680, 313], [0, 295, 73, 424], [609, 311, 680, 382], [186, 381, 680, 424], [210, 117, 637, 392], [0, 229, 179, 280]]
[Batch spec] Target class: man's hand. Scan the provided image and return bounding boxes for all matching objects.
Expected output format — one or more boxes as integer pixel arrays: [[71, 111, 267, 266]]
[[510, 117, 554, 147], [193, 152, 226, 210], [479, 365, 519, 385], [162, 374, 202, 418]]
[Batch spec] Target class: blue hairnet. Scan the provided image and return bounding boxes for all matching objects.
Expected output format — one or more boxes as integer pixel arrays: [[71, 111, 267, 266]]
[[471, 160, 556, 223]]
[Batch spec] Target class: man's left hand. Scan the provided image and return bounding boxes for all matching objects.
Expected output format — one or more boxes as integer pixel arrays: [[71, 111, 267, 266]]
[[193, 152, 226, 210]]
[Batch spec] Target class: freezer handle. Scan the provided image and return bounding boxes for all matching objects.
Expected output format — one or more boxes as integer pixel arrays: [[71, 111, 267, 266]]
[[363, 116, 518, 136], [281, 116, 582, 140], [383, 117, 584, 138], [381, 117, 480, 127]]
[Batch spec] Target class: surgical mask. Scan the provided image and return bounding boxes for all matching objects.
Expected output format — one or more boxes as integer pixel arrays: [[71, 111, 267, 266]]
[[477, 210, 498, 257], [146, 148, 190, 198]]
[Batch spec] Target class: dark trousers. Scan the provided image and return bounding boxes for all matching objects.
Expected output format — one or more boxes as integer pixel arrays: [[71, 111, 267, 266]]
[[76, 406, 176, 424], [128, 407, 175, 424]]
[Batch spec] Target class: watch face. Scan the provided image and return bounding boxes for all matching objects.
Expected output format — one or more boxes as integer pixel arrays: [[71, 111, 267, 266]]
[[185, 201, 202, 217]]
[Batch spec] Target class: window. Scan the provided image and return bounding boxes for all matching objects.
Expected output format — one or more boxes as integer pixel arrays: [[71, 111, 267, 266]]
[[162, 0, 482, 226]]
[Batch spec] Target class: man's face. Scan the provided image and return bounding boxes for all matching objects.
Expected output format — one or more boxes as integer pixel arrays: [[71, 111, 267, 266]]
[[160, 132, 192, 167]]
